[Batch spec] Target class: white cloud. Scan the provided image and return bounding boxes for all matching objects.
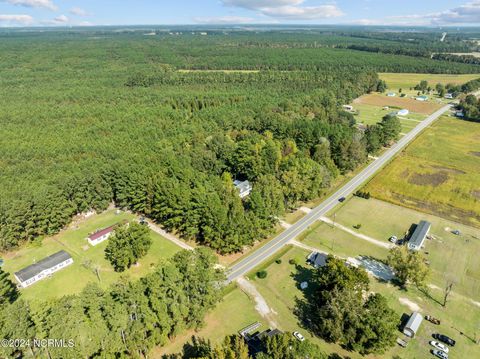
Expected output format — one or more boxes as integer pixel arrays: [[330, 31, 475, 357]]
[[193, 16, 255, 24], [2, 0, 57, 11], [69, 7, 89, 17], [221, 0, 344, 20], [0, 14, 33, 24], [361, 1, 480, 26], [431, 1, 480, 24]]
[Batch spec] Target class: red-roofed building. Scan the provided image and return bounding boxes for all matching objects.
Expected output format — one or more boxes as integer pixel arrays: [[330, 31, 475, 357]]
[[87, 226, 115, 246]]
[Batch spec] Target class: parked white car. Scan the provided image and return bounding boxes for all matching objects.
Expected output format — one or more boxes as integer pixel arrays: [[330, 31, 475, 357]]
[[430, 340, 449, 353], [293, 331, 305, 342]]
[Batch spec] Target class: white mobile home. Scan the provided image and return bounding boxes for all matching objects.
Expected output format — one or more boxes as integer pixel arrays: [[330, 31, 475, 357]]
[[14, 251, 73, 288]]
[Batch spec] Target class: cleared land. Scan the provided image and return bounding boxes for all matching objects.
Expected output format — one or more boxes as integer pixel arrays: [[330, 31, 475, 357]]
[[330, 197, 480, 300], [379, 73, 480, 90], [353, 93, 442, 115], [2, 210, 181, 305], [365, 116, 480, 227]]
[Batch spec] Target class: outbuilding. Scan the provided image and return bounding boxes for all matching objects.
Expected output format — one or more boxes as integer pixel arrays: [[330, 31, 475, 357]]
[[397, 109, 409, 116], [407, 220, 431, 251], [387, 92, 396, 97], [416, 95, 428, 102], [14, 250, 73, 288], [403, 312, 423, 338]]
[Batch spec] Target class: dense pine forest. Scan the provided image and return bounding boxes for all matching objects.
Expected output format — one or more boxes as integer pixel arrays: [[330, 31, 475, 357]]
[[1, 28, 480, 253]]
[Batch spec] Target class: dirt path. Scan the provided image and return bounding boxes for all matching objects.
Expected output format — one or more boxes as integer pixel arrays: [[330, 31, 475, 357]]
[[399, 297, 421, 312], [289, 240, 329, 255], [236, 277, 278, 328], [146, 219, 194, 251], [320, 217, 393, 249]]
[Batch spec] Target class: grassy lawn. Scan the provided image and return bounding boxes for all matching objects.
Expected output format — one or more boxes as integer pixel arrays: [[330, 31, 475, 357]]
[[379, 73, 480, 91], [155, 286, 266, 357], [364, 116, 480, 228], [246, 243, 480, 358], [330, 197, 480, 299], [369, 280, 480, 359], [2, 210, 181, 305], [299, 221, 389, 261]]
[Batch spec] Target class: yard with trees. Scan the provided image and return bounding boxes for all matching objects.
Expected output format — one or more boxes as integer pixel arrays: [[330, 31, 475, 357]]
[[298, 256, 398, 355]]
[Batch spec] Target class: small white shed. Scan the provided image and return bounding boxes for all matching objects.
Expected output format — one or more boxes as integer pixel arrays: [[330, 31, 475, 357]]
[[403, 312, 423, 338]]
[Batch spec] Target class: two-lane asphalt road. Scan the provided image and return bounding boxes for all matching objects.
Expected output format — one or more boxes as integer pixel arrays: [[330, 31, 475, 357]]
[[227, 104, 453, 282]]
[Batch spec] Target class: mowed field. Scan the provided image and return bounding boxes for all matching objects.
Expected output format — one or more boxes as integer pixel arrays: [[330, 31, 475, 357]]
[[2, 210, 181, 306], [353, 93, 442, 115], [365, 116, 480, 227], [379, 73, 480, 90]]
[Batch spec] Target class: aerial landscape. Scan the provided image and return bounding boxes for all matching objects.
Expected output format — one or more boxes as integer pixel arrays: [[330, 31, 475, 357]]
[[1, 1, 480, 358]]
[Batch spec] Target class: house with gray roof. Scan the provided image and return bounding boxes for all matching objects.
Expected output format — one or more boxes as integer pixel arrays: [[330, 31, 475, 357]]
[[14, 250, 73, 288], [234, 180, 253, 199], [407, 220, 431, 251]]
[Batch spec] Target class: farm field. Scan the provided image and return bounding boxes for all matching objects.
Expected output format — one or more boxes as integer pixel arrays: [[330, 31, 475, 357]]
[[2, 210, 181, 305], [329, 196, 480, 299], [379, 73, 480, 90], [353, 93, 443, 115], [364, 116, 480, 228]]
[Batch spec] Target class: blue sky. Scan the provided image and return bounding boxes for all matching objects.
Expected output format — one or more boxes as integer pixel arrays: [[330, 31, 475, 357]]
[[0, 0, 479, 27]]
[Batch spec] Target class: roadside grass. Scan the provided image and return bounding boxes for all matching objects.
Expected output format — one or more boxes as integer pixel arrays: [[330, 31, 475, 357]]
[[379, 73, 480, 90], [282, 209, 306, 225], [364, 116, 480, 228], [2, 210, 181, 305], [154, 286, 265, 357], [299, 221, 389, 261], [329, 196, 480, 299]]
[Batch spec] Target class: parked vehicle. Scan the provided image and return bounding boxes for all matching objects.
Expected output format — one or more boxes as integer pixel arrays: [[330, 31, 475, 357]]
[[430, 341, 449, 353], [389, 236, 398, 243], [452, 230, 461, 235], [338, 197, 346, 203], [433, 333, 456, 347], [293, 331, 305, 342], [425, 315, 441, 325], [431, 349, 448, 359]]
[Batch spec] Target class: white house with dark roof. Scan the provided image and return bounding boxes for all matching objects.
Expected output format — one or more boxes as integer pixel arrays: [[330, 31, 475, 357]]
[[234, 180, 253, 199], [14, 250, 73, 288], [87, 225, 115, 246]]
